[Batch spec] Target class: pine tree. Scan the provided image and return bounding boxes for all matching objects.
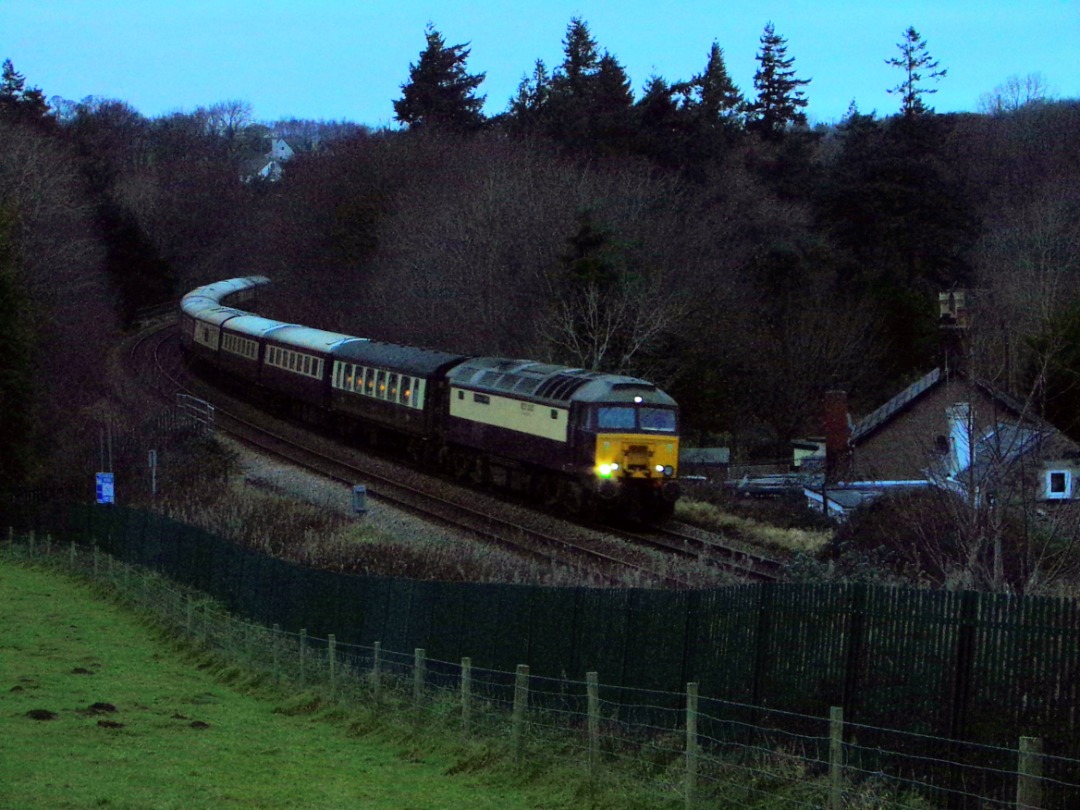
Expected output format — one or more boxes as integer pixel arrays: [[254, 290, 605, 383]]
[[686, 41, 743, 130], [507, 59, 552, 129], [0, 59, 50, 123], [746, 23, 810, 139], [886, 27, 947, 117], [546, 18, 634, 154], [553, 17, 601, 100], [393, 25, 486, 132]]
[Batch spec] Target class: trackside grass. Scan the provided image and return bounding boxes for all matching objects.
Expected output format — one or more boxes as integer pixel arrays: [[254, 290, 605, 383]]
[[0, 560, 578, 810]]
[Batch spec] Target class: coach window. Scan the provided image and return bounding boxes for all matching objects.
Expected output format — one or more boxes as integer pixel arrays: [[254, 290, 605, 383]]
[[364, 368, 375, 396], [401, 377, 412, 406], [388, 373, 399, 401], [376, 370, 387, 399]]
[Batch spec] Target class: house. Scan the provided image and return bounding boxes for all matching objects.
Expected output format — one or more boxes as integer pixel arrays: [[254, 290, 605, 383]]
[[241, 137, 295, 183], [802, 368, 1080, 518]]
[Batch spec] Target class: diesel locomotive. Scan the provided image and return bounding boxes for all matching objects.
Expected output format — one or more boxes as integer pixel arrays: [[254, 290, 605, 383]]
[[179, 277, 681, 520]]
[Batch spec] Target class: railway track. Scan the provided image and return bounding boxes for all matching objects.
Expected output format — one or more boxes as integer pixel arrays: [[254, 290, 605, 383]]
[[130, 319, 704, 588]]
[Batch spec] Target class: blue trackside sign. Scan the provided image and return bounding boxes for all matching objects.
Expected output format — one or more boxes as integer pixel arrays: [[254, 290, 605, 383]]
[[96, 472, 115, 505]]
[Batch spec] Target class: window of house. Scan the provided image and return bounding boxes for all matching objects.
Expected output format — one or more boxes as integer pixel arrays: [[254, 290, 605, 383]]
[[1046, 470, 1072, 500]]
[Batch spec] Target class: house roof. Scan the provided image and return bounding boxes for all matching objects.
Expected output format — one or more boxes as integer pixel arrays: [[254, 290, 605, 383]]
[[850, 367, 1065, 447], [851, 368, 942, 444]]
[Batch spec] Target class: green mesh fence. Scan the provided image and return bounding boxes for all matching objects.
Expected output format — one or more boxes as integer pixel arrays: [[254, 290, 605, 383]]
[[4, 499, 1079, 777]]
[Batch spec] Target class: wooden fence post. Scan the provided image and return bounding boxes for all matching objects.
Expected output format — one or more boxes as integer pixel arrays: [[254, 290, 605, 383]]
[[513, 664, 530, 763], [272, 624, 280, 683], [1016, 736, 1043, 810], [830, 706, 844, 810], [686, 682, 699, 810], [461, 657, 472, 736], [587, 671, 600, 779], [299, 629, 307, 688], [328, 634, 337, 698], [372, 641, 382, 700], [414, 648, 426, 709]]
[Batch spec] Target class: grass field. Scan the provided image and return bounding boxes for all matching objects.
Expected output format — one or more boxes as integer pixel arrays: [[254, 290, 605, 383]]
[[0, 559, 587, 810]]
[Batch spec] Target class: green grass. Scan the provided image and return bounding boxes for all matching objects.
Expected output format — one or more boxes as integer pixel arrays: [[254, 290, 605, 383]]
[[0, 547, 935, 810], [0, 560, 579, 810]]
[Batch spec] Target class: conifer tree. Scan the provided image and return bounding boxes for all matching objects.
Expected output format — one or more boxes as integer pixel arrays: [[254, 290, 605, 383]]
[[393, 25, 486, 132], [553, 17, 601, 99], [545, 18, 635, 153], [508, 59, 552, 129], [0, 59, 49, 123], [746, 23, 810, 139], [886, 27, 947, 117], [686, 41, 743, 130]]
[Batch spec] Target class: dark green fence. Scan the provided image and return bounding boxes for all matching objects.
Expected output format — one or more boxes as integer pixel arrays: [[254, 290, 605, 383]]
[[6, 501, 1080, 800]]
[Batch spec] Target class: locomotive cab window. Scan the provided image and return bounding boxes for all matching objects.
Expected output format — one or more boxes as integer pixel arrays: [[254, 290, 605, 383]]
[[596, 406, 636, 430], [640, 408, 677, 432], [594, 405, 677, 433]]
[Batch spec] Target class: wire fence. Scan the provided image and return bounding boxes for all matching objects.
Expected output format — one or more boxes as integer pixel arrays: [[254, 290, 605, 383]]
[[4, 532, 1077, 809]]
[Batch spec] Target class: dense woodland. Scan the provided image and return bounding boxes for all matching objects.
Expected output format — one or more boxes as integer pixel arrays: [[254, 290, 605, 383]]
[[1, 19, 1079, 517]]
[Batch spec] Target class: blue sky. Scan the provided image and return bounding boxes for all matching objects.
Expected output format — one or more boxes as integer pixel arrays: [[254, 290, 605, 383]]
[[2, 1, 1077, 127]]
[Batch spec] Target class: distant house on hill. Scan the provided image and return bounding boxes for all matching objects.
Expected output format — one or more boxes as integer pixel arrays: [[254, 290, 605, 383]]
[[803, 368, 1080, 518], [241, 137, 295, 182]]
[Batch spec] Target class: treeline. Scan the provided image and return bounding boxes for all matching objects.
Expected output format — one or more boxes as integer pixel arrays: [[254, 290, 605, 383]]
[[1, 16, 1079, 494]]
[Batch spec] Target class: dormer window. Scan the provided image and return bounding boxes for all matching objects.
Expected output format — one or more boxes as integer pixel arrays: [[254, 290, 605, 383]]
[[1045, 469, 1072, 500]]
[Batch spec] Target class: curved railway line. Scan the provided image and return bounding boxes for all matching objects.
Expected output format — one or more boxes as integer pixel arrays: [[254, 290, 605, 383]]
[[127, 316, 784, 586]]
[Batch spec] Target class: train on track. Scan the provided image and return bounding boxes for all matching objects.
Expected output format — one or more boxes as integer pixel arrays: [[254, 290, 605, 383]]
[[179, 276, 681, 520]]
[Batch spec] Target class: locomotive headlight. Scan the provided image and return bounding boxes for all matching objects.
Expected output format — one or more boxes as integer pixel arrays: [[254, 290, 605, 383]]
[[655, 464, 665, 473], [656, 464, 674, 476], [597, 462, 619, 478]]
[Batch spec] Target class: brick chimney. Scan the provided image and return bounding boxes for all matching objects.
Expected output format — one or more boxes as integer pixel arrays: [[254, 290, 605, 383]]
[[823, 390, 851, 481]]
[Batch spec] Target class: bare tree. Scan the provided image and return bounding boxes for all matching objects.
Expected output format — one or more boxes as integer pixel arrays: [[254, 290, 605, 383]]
[[978, 73, 1051, 115], [541, 264, 687, 373]]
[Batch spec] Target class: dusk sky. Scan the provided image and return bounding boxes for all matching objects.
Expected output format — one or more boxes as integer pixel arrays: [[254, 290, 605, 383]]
[[2, 1, 1077, 127]]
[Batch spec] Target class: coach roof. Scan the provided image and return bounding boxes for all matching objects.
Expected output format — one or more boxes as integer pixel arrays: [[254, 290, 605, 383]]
[[333, 339, 470, 377]]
